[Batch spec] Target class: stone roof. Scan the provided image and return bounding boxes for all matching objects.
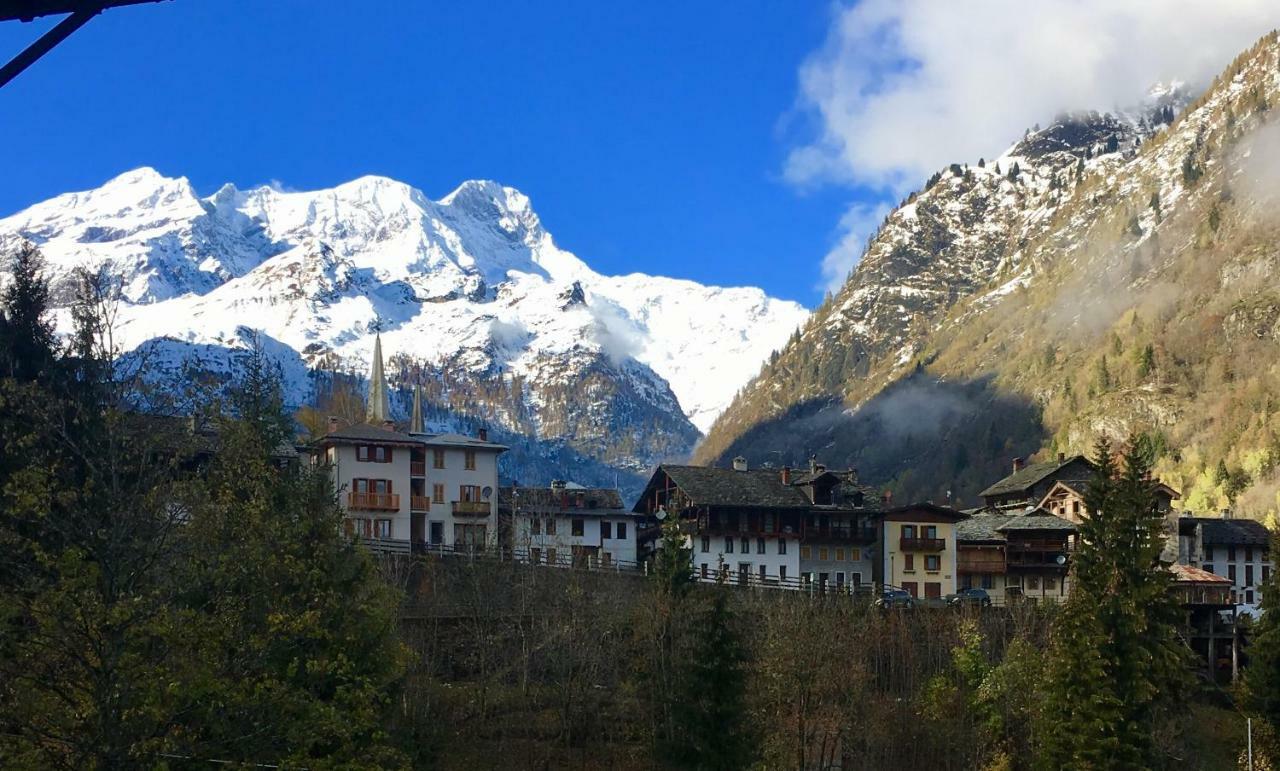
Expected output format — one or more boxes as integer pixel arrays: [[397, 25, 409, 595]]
[[1193, 517, 1271, 547], [316, 422, 420, 445], [414, 432, 509, 451], [956, 512, 1009, 543], [980, 454, 1092, 498], [497, 486, 626, 512], [996, 509, 1078, 533], [655, 465, 877, 510]]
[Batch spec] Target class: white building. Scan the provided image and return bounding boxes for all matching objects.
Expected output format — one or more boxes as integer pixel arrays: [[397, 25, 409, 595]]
[[310, 334, 507, 549], [1178, 515, 1271, 617], [498, 482, 641, 568]]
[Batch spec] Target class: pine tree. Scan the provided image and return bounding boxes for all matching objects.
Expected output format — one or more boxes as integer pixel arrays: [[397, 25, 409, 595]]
[[0, 242, 58, 382], [1040, 437, 1189, 768], [671, 590, 754, 770]]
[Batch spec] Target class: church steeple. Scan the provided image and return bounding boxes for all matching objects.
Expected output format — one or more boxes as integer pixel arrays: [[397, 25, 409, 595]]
[[366, 332, 390, 424], [410, 383, 424, 434]]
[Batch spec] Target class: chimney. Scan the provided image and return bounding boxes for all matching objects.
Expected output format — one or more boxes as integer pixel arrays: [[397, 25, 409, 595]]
[[780, 465, 791, 485], [1057, 452, 1065, 464], [1012, 457, 1024, 473], [327, 415, 339, 434], [382, 419, 395, 431], [809, 456, 818, 474], [732, 456, 748, 472], [478, 427, 488, 442], [882, 490, 893, 506], [814, 463, 826, 474]]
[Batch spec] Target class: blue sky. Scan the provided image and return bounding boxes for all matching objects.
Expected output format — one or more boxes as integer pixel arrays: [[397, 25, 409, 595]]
[[0, 0, 852, 306]]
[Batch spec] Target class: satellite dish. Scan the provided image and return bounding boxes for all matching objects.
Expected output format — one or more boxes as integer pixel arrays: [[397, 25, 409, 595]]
[[656, 506, 668, 521], [482, 486, 493, 500], [1056, 554, 1067, 566]]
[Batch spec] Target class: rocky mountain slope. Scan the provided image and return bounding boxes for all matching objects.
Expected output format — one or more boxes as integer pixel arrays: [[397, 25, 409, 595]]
[[0, 171, 807, 491], [700, 33, 1280, 519]]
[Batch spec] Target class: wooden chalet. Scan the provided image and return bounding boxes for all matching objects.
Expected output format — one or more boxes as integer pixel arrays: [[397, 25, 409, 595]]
[[980, 453, 1095, 511]]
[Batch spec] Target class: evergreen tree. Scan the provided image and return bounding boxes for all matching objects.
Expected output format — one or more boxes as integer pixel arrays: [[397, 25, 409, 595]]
[[1243, 529, 1280, 732], [671, 590, 754, 770], [1040, 437, 1189, 769], [0, 242, 58, 382]]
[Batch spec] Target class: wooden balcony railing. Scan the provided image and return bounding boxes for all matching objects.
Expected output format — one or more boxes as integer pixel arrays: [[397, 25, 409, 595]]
[[410, 496, 430, 512], [410, 460, 426, 476], [348, 492, 399, 511], [899, 537, 946, 552], [453, 501, 490, 517]]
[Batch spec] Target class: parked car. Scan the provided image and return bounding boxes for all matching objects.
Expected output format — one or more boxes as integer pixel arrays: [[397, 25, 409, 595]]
[[875, 587, 915, 609], [946, 587, 992, 608]]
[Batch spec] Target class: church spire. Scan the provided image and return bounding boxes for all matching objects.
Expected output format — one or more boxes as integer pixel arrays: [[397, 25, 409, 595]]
[[410, 383, 424, 434], [366, 332, 390, 424]]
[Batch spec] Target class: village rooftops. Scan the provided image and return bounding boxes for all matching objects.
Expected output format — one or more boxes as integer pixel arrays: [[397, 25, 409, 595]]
[[995, 509, 1078, 533], [311, 422, 508, 451], [1183, 516, 1272, 547], [497, 486, 632, 517], [1170, 563, 1233, 584], [979, 454, 1093, 499], [637, 463, 878, 511], [955, 511, 1010, 543]]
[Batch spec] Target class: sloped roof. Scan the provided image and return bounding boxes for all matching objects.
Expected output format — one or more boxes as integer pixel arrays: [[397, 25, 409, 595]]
[[980, 455, 1093, 498], [1195, 517, 1271, 546], [996, 509, 1078, 533], [881, 502, 968, 521], [316, 422, 420, 445], [660, 465, 814, 508], [1170, 563, 1231, 584], [957, 512, 1010, 542], [415, 432, 509, 451], [497, 486, 625, 512]]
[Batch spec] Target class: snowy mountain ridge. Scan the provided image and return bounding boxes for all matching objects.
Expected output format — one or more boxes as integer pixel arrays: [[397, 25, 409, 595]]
[[0, 168, 809, 476]]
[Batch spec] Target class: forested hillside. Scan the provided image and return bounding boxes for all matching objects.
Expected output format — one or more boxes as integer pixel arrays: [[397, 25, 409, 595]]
[[700, 33, 1280, 518]]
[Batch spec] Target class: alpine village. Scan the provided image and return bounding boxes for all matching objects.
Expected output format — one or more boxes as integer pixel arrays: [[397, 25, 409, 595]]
[[10, 13, 1280, 771]]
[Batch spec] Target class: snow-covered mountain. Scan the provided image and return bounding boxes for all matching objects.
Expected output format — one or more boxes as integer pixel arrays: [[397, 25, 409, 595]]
[[0, 169, 808, 482]]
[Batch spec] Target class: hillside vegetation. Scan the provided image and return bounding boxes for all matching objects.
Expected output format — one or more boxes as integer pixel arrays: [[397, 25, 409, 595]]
[[700, 32, 1280, 519]]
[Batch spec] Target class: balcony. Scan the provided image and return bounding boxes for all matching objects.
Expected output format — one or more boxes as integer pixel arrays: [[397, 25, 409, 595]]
[[348, 492, 399, 511], [410, 460, 426, 476], [410, 495, 430, 512], [900, 537, 946, 552], [452, 500, 491, 517]]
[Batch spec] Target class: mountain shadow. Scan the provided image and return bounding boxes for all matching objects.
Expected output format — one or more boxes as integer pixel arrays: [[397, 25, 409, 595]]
[[709, 372, 1047, 508]]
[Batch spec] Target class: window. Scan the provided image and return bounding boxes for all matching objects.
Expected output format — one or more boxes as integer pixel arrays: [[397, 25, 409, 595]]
[[547, 548, 558, 565], [1205, 545, 1214, 561], [1229, 564, 1237, 583], [981, 573, 994, 589], [376, 519, 392, 538], [904, 554, 915, 572], [819, 547, 829, 561], [432, 483, 444, 503], [1229, 546, 1237, 562], [1045, 576, 1057, 591], [571, 519, 584, 537], [757, 538, 766, 554], [800, 545, 810, 559], [463, 449, 476, 470], [1072, 500, 1080, 516], [923, 525, 938, 539], [546, 518, 557, 535], [1247, 547, 1254, 562], [836, 572, 846, 588], [758, 564, 767, 581], [779, 566, 787, 582], [726, 538, 734, 554], [924, 555, 940, 572], [740, 538, 749, 554], [601, 521, 612, 540], [531, 518, 541, 535], [850, 548, 860, 561], [1247, 565, 1255, 586], [432, 448, 445, 469], [836, 548, 845, 561], [530, 547, 541, 564], [1028, 575, 1041, 590], [701, 536, 710, 553], [429, 521, 443, 544], [617, 522, 627, 540], [1247, 589, 1256, 604], [357, 445, 392, 462], [778, 539, 787, 555], [1203, 563, 1215, 576], [701, 564, 709, 579], [902, 524, 917, 539], [764, 513, 775, 532]]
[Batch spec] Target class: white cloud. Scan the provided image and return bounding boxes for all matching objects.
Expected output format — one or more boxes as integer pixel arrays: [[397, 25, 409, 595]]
[[790, 0, 1278, 193], [819, 201, 890, 293]]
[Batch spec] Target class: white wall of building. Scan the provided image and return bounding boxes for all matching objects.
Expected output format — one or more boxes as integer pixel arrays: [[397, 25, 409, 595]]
[[692, 533, 800, 585]]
